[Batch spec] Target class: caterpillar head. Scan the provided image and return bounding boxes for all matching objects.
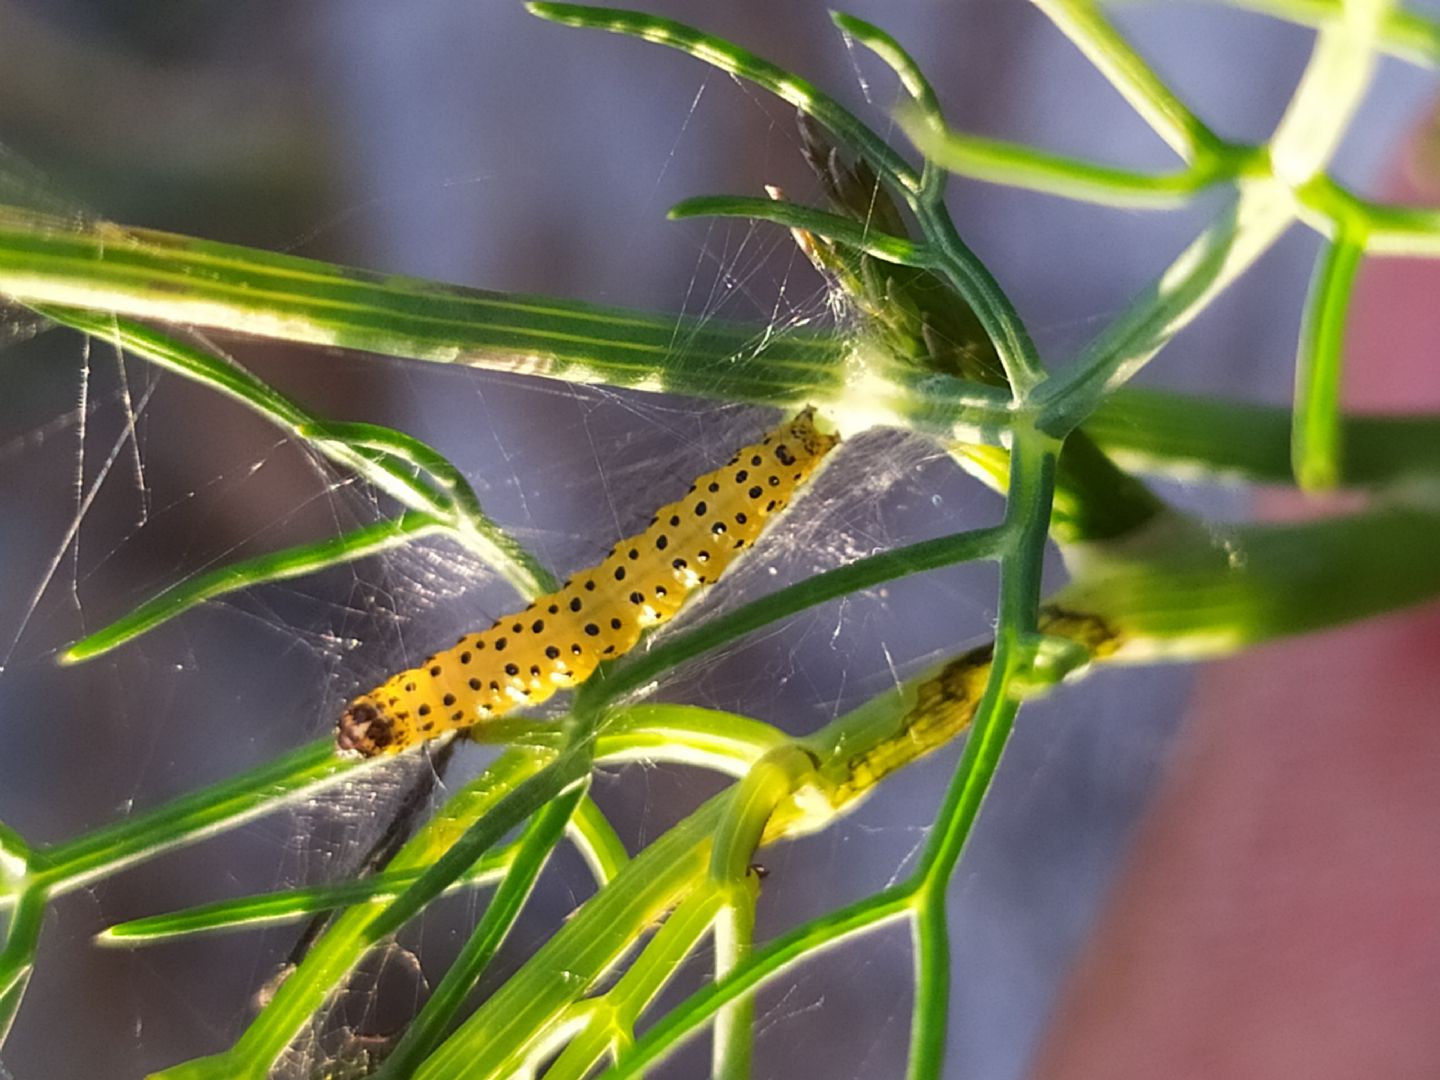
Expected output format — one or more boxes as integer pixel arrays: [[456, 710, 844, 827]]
[[790, 407, 840, 456], [336, 695, 400, 757]]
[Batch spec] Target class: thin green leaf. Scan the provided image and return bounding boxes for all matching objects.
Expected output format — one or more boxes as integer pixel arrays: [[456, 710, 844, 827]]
[[568, 795, 630, 885], [374, 786, 585, 1078], [828, 12, 949, 202], [97, 846, 518, 946], [900, 121, 1242, 208], [154, 749, 555, 1080], [526, 3, 920, 197], [298, 419, 558, 593], [1086, 387, 1440, 486], [670, 195, 934, 267], [1293, 230, 1365, 489], [0, 205, 848, 407], [40, 307, 554, 606], [61, 512, 447, 663], [34, 740, 358, 897], [35, 305, 455, 519], [602, 887, 913, 1079], [1033, 0, 1225, 159]]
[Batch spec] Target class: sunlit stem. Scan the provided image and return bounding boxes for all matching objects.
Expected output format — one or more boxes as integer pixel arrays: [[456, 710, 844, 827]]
[[0, 205, 849, 409], [1269, 0, 1391, 188], [709, 746, 820, 1078], [544, 889, 727, 1080], [1035, 178, 1295, 436], [566, 794, 630, 886], [712, 888, 759, 1080], [412, 803, 717, 1078], [0, 821, 29, 883]]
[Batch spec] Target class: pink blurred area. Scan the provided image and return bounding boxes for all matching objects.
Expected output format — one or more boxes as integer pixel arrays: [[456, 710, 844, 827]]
[[1034, 116, 1440, 1080]]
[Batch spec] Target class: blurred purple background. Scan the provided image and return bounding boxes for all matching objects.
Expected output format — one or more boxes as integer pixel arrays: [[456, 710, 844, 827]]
[[0, 2, 1434, 1077]]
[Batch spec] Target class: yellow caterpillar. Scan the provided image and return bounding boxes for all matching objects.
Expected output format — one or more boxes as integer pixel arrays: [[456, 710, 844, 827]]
[[337, 409, 840, 756]]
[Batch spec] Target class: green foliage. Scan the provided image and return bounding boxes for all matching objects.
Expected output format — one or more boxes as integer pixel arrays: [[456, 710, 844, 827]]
[[4, 2, 1440, 1078]]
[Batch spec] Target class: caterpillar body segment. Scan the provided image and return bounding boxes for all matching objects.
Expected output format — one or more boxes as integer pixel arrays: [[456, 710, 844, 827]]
[[337, 409, 840, 756]]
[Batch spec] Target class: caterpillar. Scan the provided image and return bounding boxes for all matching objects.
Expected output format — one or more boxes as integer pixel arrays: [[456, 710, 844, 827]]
[[761, 604, 1125, 843], [337, 409, 840, 756]]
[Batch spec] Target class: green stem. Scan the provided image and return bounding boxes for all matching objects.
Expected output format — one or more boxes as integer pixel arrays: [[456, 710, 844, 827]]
[[905, 433, 1055, 1078], [708, 747, 818, 1080], [0, 887, 45, 1047], [544, 889, 727, 1080], [907, 898, 949, 1080], [373, 785, 586, 1079]]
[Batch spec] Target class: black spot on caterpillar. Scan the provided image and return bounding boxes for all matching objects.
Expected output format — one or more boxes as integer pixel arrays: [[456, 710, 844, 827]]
[[336, 409, 840, 756]]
